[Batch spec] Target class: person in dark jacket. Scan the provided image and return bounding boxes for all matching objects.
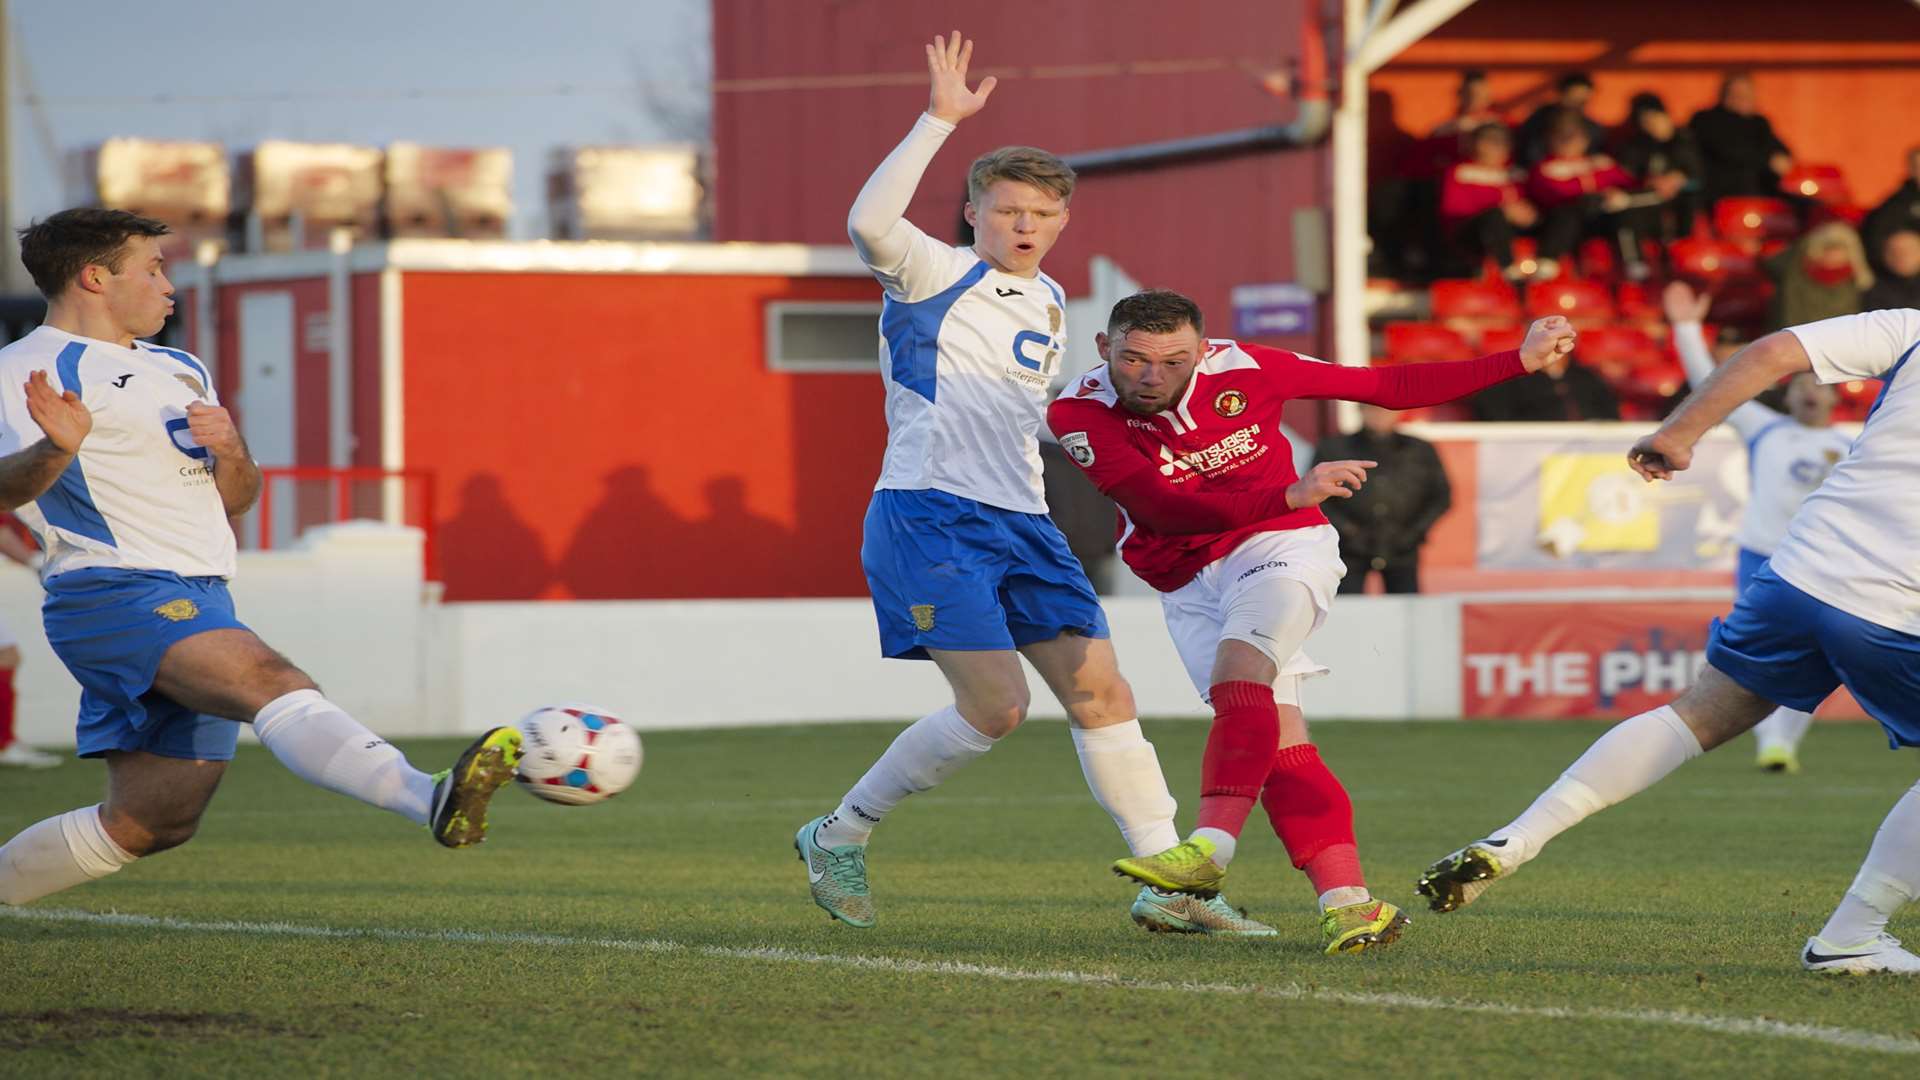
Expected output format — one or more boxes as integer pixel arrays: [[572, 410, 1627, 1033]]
[[1315, 405, 1452, 595], [1862, 147, 1920, 275], [1470, 351, 1621, 421], [1514, 71, 1605, 167], [1689, 71, 1793, 203], [1862, 229, 1920, 312], [1615, 91, 1705, 241]]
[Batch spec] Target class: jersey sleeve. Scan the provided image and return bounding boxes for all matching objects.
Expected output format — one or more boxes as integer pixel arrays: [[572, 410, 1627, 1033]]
[[1242, 342, 1527, 409], [0, 365, 37, 458], [1789, 309, 1920, 384], [847, 114, 977, 302]]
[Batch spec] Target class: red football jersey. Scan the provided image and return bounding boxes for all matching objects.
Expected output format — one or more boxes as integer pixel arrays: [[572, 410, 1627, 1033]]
[[1047, 339, 1522, 591]]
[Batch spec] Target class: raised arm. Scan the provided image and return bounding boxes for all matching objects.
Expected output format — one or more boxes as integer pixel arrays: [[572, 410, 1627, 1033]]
[[847, 33, 996, 285], [1664, 281, 1778, 441], [1251, 317, 1576, 410]]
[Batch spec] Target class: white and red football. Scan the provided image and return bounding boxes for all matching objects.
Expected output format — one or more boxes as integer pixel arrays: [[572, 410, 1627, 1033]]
[[512, 705, 643, 806]]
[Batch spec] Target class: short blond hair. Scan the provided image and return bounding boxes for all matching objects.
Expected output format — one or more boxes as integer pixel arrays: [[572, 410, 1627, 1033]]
[[967, 146, 1076, 205]]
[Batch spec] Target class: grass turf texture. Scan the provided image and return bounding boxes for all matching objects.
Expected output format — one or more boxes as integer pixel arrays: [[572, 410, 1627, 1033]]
[[2, 719, 1916, 1078]]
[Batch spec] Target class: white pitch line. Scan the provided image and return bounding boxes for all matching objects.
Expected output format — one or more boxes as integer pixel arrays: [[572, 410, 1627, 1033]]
[[3, 906, 1916, 1058]]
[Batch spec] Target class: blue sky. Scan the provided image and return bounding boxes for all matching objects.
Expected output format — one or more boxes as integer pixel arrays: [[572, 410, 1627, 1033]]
[[7, 0, 708, 237]]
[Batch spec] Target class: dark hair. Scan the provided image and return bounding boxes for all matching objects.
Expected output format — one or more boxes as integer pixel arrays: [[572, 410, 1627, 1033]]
[[1459, 68, 1487, 88], [1629, 91, 1667, 118], [1719, 70, 1754, 99], [1557, 71, 1594, 93], [1545, 107, 1590, 144], [1470, 122, 1512, 147], [1107, 289, 1204, 339], [17, 207, 171, 300]]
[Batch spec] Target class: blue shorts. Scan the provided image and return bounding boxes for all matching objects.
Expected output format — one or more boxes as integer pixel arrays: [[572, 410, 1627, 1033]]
[[43, 568, 250, 762], [861, 488, 1109, 660], [1707, 565, 1920, 749], [1734, 547, 1768, 594]]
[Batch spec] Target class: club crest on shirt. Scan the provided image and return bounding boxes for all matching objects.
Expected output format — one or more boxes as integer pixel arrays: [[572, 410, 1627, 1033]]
[[909, 604, 936, 632], [154, 599, 200, 622], [173, 373, 208, 400], [1214, 389, 1249, 418], [1060, 431, 1095, 468]]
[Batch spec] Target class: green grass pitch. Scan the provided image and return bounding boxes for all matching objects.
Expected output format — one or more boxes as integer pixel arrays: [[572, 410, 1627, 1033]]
[[2, 719, 1916, 1077]]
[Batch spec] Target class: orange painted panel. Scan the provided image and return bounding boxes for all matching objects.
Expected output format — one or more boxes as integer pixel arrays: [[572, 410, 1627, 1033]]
[[399, 272, 885, 601]]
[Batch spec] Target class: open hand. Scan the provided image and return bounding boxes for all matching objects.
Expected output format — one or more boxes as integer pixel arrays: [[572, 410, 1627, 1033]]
[[926, 31, 996, 124], [1287, 460, 1375, 509], [185, 401, 245, 459], [1628, 429, 1693, 482], [1661, 279, 1711, 325], [23, 370, 90, 454], [1519, 316, 1578, 372]]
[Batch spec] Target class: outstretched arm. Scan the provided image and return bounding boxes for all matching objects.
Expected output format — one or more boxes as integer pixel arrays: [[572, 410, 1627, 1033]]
[[847, 33, 996, 284], [1630, 332, 1812, 481], [1256, 317, 1577, 410], [1664, 281, 1777, 440]]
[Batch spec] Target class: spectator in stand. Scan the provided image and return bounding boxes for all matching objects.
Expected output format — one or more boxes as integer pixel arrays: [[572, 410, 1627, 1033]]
[[1431, 69, 1504, 156], [1515, 72, 1604, 166], [1527, 109, 1648, 280], [1470, 346, 1620, 421], [1690, 71, 1793, 204], [1440, 124, 1536, 280], [1862, 146, 1920, 275], [1313, 405, 1451, 595], [1764, 220, 1873, 330], [1863, 229, 1920, 311], [1615, 92, 1705, 241]]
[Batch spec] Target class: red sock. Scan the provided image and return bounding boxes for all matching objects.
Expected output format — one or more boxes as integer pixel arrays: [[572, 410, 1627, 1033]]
[[1196, 681, 1280, 837], [1260, 743, 1365, 892], [0, 667, 15, 748]]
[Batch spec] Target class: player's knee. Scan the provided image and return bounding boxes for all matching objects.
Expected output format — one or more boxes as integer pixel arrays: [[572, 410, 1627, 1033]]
[[103, 809, 203, 857], [959, 687, 1029, 738]]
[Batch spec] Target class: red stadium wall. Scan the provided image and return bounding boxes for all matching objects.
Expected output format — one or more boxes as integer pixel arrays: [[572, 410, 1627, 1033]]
[[397, 271, 883, 601], [711, 0, 1330, 361], [1371, 0, 1920, 206]]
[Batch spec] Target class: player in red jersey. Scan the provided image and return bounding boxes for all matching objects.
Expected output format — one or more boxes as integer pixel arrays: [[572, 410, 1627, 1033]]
[[1048, 290, 1575, 953]]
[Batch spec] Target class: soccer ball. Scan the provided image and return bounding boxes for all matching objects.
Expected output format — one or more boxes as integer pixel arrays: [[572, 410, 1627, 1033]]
[[513, 705, 643, 806]]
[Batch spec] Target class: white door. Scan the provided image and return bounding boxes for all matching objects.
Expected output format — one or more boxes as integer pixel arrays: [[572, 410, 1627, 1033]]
[[236, 290, 297, 548]]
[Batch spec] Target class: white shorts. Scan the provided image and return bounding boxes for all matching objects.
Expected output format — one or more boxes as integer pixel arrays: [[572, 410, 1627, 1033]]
[[1158, 525, 1344, 704]]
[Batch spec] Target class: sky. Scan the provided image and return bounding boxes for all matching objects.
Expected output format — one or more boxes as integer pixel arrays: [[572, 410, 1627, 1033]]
[[5, 0, 709, 239]]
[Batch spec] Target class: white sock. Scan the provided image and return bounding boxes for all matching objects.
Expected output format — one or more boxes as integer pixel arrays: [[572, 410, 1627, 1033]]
[[1818, 780, 1920, 946], [0, 805, 138, 905], [253, 689, 435, 825], [1191, 827, 1237, 867], [815, 705, 996, 848], [1753, 707, 1814, 753], [1070, 720, 1180, 857], [1319, 886, 1371, 912], [1487, 705, 1703, 868]]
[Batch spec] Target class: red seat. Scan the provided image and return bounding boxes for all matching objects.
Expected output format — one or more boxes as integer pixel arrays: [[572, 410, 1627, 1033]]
[[1615, 280, 1661, 323], [1577, 237, 1619, 282], [1384, 321, 1474, 364], [1431, 279, 1521, 327], [1833, 378, 1880, 422], [1714, 197, 1797, 245], [1708, 279, 1775, 327], [1526, 278, 1616, 325], [1669, 238, 1756, 286], [1782, 163, 1852, 207], [1578, 325, 1664, 370], [1478, 324, 1527, 355]]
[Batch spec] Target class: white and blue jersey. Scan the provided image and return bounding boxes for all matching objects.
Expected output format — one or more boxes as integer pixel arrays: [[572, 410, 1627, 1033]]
[[1706, 309, 1920, 747], [0, 325, 249, 761], [0, 325, 237, 580], [847, 114, 1100, 658]]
